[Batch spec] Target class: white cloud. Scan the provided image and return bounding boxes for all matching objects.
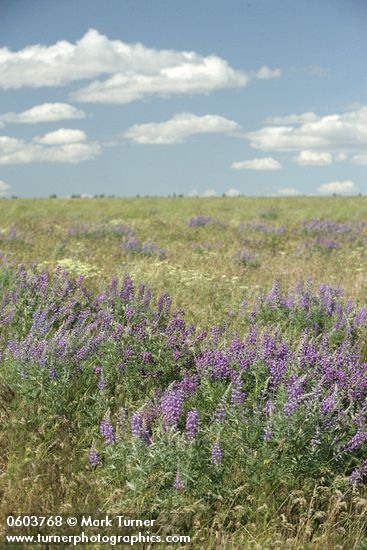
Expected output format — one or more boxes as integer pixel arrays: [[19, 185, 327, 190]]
[[0, 103, 86, 126], [187, 189, 199, 197], [278, 187, 301, 196], [304, 65, 330, 78], [71, 60, 247, 104], [0, 133, 100, 164], [255, 66, 282, 80], [0, 180, 10, 196], [352, 154, 367, 165], [35, 128, 86, 145], [224, 188, 241, 197], [123, 113, 240, 144], [231, 157, 282, 171], [265, 112, 318, 125], [294, 150, 332, 166], [318, 180, 355, 194], [201, 189, 217, 197], [73, 62, 281, 104], [335, 153, 347, 162], [0, 29, 281, 103], [246, 106, 367, 154]]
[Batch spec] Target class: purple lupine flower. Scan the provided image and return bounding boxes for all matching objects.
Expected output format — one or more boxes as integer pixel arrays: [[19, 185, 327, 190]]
[[119, 407, 129, 426], [141, 351, 153, 364], [160, 389, 184, 429], [157, 292, 172, 317], [263, 426, 273, 441], [172, 349, 182, 361], [265, 399, 274, 416], [188, 215, 212, 227], [269, 358, 287, 387], [354, 308, 367, 327], [88, 449, 101, 466], [320, 395, 336, 415], [283, 374, 307, 416], [130, 401, 158, 444], [211, 442, 223, 465], [111, 324, 124, 341], [231, 384, 246, 406], [174, 373, 200, 396], [142, 240, 158, 255], [236, 248, 256, 264], [350, 459, 367, 483], [173, 472, 185, 491], [100, 419, 115, 444], [214, 398, 226, 423], [342, 430, 367, 454], [210, 325, 221, 345], [93, 366, 102, 375], [185, 409, 199, 441], [124, 346, 135, 361], [98, 377, 106, 391], [121, 274, 135, 304], [130, 411, 149, 442], [110, 276, 118, 294], [122, 237, 142, 253], [49, 367, 57, 380]]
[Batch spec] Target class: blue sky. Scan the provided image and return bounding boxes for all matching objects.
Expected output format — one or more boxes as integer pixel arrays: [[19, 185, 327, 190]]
[[0, 0, 367, 197]]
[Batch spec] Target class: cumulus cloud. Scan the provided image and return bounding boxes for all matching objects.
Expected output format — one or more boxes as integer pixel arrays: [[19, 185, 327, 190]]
[[0, 180, 10, 196], [224, 188, 241, 197], [265, 112, 318, 125], [0, 133, 100, 164], [278, 187, 301, 196], [201, 189, 217, 197], [123, 113, 240, 144], [35, 128, 86, 145], [0, 29, 281, 103], [294, 150, 333, 166], [231, 157, 282, 171], [318, 180, 355, 194], [246, 106, 367, 156], [0, 103, 86, 126]]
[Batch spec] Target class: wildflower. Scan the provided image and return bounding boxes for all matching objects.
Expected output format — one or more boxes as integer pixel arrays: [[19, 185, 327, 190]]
[[130, 411, 146, 439], [160, 389, 184, 429], [100, 419, 115, 444], [211, 442, 223, 465], [88, 449, 101, 466], [185, 409, 199, 441], [49, 367, 57, 380], [213, 400, 226, 423], [173, 472, 185, 491], [263, 426, 272, 441], [188, 215, 212, 227], [98, 377, 106, 391], [320, 395, 336, 415], [141, 351, 153, 364], [350, 459, 367, 483], [343, 430, 367, 454]]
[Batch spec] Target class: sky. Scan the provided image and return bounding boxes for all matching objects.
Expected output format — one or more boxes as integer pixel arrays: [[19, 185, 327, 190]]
[[0, 0, 367, 198]]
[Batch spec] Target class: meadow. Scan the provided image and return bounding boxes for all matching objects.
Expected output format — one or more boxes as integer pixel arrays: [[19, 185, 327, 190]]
[[1, 196, 367, 549]]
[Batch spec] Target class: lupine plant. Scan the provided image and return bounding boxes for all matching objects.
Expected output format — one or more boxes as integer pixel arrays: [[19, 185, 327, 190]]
[[1, 259, 367, 546], [121, 237, 166, 257]]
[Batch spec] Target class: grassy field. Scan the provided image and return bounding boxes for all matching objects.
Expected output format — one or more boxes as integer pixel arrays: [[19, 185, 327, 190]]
[[1, 197, 367, 549], [1, 196, 367, 325]]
